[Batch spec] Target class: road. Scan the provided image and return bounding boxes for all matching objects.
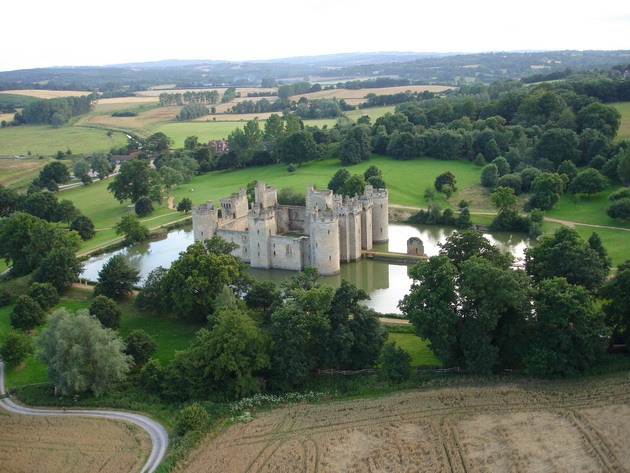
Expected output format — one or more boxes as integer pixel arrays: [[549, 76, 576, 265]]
[[0, 360, 168, 473]]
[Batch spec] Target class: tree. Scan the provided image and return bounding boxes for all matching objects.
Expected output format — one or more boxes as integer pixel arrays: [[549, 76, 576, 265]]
[[69, 215, 96, 240], [617, 148, 630, 186], [525, 226, 609, 290], [107, 159, 159, 203], [36, 308, 132, 396], [124, 330, 158, 367], [135, 266, 168, 313], [0, 184, 19, 217], [0, 331, 32, 367], [114, 214, 150, 243], [89, 295, 122, 329], [556, 160, 578, 183], [606, 197, 630, 220], [536, 128, 580, 167], [338, 174, 366, 197], [90, 153, 114, 180], [480, 164, 499, 188], [184, 135, 199, 150], [339, 125, 371, 165], [281, 131, 319, 165], [33, 246, 83, 292], [439, 229, 512, 270], [159, 166, 183, 196], [94, 254, 140, 300], [160, 240, 245, 322], [524, 278, 606, 376], [601, 260, 630, 345], [529, 172, 564, 210], [53, 199, 81, 224], [143, 132, 173, 153], [491, 156, 511, 176], [491, 186, 518, 213], [175, 403, 210, 436], [27, 282, 59, 310], [19, 191, 58, 221], [134, 196, 154, 217], [73, 158, 92, 183], [327, 168, 351, 193], [10, 295, 46, 331], [39, 161, 70, 186], [434, 171, 457, 192], [176, 197, 193, 213], [576, 101, 621, 139], [569, 168, 608, 195], [379, 342, 412, 383]]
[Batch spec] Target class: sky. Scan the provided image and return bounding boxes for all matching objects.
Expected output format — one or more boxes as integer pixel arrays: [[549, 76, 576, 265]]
[[2, 0, 629, 72]]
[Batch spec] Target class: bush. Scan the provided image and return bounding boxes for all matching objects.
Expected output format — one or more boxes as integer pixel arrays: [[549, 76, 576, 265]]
[[26, 282, 59, 311], [0, 288, 12, 307], [10, 295, 46, 331], [380, 342, 412, 383], [176, 402, 210, 436], [177, 197, 193, 213], [0, 331, 33, 367], [480, 164, 499, 188], [140, 358, 165, 393], [287, 163, 297, 173], [124, 330, 158, 367], [89, 295, 122, 329], [69, 215, 96, 240], [135, 196, 154, 217]]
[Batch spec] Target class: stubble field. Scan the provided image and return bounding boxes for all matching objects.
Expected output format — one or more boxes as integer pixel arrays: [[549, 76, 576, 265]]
[[0, 409, 151, 472], [180, 375, 630, 473]]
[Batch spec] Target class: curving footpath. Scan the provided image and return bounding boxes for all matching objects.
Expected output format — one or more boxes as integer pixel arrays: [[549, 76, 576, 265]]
[[0, 360, 168, 473]]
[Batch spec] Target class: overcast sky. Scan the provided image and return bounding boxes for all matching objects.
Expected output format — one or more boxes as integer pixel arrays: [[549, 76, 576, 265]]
[[2, 0, 629, 72]]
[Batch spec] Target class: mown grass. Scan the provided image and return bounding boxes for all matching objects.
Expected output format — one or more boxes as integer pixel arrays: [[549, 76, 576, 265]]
[[547, 187, 630, 229], [0, 125, 128, 156], [387, 332, 440, 366]]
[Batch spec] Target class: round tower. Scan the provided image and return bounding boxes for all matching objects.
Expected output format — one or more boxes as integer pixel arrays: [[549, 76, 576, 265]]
[[309, 213, 340, 275], [192, 201, 217, 242], [371, 188, 389, 244]]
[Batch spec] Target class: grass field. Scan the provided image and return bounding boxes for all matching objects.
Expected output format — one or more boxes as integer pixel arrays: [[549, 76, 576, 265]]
[[0, 125, 128, 156], [0, 409, 151, 473], [0, 156, 60, 189], [386, 332, 440, 366], [181, 374, 630, 472], [612, 101, 630, 140]]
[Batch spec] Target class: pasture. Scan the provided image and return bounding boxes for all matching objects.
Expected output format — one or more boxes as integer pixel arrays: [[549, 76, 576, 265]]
[[0, 126, 128, 156], [180, 375, 630, 472], [612, 101, 630, 140], [0, 156, 59, 190], [0, 409, 151, 473]]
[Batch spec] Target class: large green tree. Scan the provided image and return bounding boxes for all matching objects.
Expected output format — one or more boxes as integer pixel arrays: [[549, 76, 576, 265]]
[[281, 131, 319, 165], [569, 168, 608, 195], [600, 260, 630, 345], [107, 158, 159, 203], [36, 308, 132, 396], [339, 125, 372, 165], [94, 254, 140, 300]]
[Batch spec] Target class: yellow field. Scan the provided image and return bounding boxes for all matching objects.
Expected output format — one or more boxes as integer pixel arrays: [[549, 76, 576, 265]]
[[0, 112, 15, 123], [136, 87, 276, 98], [180, 375, 630, 472], [82, 105, 181, 131], [0, 90, 92, 99], [0, 409, 150, 472], [92, 96, 158, 112]]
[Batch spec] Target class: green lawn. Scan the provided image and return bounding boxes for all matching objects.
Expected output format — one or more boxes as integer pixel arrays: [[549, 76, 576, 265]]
[[612, 101, 630, 141], [546, 187, 630, 229], [170, 155, 483, 211], [387, 332, 440, 366], [0, 125, 128, 156]]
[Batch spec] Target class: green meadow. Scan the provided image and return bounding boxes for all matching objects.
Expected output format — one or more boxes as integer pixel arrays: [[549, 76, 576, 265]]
[[387, 332, 440, 366], [0, 126, 128, 156], [612, 101, 630, 140]]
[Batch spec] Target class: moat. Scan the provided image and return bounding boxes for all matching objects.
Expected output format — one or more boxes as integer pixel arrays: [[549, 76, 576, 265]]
[[81, 224, 531, 314]]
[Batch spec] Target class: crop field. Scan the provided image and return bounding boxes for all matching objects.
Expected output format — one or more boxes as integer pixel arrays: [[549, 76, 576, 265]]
[[92, 96, 158, 112], [0, 90, 92, 99], [292, 85, 458, 105], [0, 156, 58, 189], [82, 105, 181, 134], [0, 409, 150, 473], [180, 375, 630, 472]]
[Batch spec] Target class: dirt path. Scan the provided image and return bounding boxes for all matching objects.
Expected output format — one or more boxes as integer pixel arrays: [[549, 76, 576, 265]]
[[0, 361, 168, 473]]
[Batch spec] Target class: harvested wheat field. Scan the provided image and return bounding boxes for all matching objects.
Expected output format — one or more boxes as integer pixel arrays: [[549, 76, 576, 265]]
[[292, 85, 458, 105], [0, 90, 91, 99], [181, 375, 630, 473], [0, 409, 151, 473]]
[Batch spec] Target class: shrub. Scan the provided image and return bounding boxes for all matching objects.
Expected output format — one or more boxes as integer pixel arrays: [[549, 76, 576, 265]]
[[380, 342, 412, 383], [287, 163, 297, 173], [124, 330, 158, 367], [69, 215, 96, 240], [10, 295, 46, 331], [27, 282, 59, 310], [89, 295, 122, 329], [135, 196, 154, 217], [0, 331, 33, 367], [176, 402, 210, 436], [140, 358, 165, 393]]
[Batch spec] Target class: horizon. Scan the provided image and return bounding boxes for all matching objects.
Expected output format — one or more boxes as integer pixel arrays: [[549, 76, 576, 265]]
[[2, 0, 629, 73]]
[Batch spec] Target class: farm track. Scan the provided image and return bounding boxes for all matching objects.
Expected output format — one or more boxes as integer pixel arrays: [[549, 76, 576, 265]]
[[181, 376, 630, 472], [0, 361, 168, 473]]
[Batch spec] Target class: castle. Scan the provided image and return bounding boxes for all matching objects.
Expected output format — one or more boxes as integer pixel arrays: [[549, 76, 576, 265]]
[[192, 182, 389, 275]]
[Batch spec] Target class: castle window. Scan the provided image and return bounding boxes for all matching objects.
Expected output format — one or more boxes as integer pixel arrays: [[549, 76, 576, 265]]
[[257, 230, 260, 235], [286, 245, 292, 255], [273, 251, 276, 256], [242, 235, 246, 242], [380, 204, 383, 208], [257, 243, 260, 248], [328, 230, 330, 234], [329, 256, 332, 261], [269, 230, 271, 236]]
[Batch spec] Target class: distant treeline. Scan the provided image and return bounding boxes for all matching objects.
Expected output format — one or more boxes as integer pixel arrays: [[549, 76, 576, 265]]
[[158, 90, 220, 106], [13, 95, 95, 125]]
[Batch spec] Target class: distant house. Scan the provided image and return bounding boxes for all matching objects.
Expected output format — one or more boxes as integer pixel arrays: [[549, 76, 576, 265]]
[[209, 140, 229, 154], [109, 151, 142, 164]]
